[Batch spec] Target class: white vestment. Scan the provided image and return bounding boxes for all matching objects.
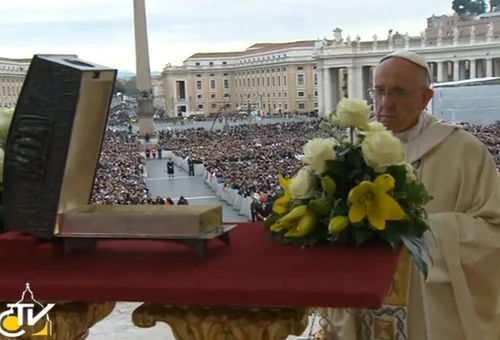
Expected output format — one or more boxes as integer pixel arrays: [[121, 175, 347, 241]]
[[325, 113, 500, 340]]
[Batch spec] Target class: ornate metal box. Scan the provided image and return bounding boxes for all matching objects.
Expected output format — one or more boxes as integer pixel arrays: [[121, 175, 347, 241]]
[[2, 55, 117, 239]]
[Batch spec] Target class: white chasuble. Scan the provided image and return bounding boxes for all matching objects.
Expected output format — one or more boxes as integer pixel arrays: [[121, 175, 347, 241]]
[[322, 113, 500, 340]]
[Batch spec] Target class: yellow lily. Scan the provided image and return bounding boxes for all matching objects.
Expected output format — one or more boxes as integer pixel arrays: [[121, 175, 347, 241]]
[[272, 173, 292, 215], [270, 205, 308, 232], [284, 209, 317, 238], [347, 174, 405, 230], [328, 216, 350, 234]]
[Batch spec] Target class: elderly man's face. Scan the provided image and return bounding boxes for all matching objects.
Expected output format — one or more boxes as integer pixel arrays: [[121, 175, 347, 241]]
[[374, 57, 433, 133]]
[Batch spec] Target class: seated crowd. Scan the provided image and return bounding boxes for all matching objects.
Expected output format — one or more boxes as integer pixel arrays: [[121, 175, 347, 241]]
[[158, 119, 500, 204], [91, 119, 500, 220], [158, 121, 323, 200]]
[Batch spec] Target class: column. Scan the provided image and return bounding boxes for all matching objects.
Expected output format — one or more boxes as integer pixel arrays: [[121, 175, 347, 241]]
[[133, 0, 156, 136], [317, 66, 325, 115], [323, 68, 333, 113], [486, 58, 493, 77], [347, 66, 364, 99], [469, 59, 477, 79], [453, 60, 460, 81], [436, 62, 444, 83]]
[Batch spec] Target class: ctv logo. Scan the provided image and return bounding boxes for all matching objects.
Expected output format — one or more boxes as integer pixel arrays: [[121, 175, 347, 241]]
[[0, 283, 54, 337]]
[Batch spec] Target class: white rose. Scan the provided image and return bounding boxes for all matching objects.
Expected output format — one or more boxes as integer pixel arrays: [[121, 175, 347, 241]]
[[289, 167, 315, 199], [361, 131, 405, 172], [333, 98, 370, 129], [366, 121, 386, 132], [400, 162, 417, 182], [302, 138, 337, 173]]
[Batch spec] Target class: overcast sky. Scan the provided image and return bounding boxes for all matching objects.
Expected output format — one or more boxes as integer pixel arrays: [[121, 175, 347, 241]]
[[1, 0, 452, 71]]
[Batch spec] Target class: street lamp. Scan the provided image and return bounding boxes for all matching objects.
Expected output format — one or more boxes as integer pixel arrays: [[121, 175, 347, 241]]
[[267, 93, 271, 115]]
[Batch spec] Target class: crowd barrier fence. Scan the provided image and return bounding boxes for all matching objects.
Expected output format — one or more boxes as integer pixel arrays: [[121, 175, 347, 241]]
[[161, 150, 253, 219]]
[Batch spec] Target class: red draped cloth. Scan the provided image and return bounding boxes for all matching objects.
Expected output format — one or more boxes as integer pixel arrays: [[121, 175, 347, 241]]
[[0, 223, 399, 309]]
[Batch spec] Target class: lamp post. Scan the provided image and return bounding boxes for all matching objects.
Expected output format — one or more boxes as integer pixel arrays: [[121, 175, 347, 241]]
[[268, 93, 271, 115]]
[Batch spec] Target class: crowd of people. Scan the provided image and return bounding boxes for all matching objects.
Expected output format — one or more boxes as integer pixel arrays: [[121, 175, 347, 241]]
[[158, 121, 321, 200], [91, 115, 500, 218]]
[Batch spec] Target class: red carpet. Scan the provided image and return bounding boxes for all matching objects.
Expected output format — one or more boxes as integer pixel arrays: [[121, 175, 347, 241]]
[[0, 223, 399, 309]]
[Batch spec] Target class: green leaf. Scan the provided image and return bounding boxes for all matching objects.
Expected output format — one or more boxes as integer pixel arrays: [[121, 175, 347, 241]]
[[321, 175, 337, 195], [386, 165, 408, 191], [345, 147, 364, 169], [353, 227, 374, 246], [333, 199, 349, 216], [326, 160, 349, 181], [379, 227, 402, 249], [319, 121, 332, 131], [401, 235, 430, 279], [264, 213, 280, 228], [309, 199, 331, 216]]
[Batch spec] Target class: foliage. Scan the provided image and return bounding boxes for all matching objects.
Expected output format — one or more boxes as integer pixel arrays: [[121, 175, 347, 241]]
[[452, 0, 487, 15], [265, 99, 433, 278], [0, 108, 14, 149], [114, 80, 127, 94]]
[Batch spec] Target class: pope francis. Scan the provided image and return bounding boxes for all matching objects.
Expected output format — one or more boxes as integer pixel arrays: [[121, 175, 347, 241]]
[[323, 51, 500, 340]]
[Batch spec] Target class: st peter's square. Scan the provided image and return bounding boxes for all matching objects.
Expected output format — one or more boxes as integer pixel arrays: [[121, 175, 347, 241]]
[[1, 0, 500, 339]]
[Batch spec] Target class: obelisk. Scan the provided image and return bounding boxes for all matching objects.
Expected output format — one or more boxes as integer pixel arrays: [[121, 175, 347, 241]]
[[133, 0, 155, 137]]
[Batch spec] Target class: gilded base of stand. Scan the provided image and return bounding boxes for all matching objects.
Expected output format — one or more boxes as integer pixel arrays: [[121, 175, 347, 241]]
[[0, 301, 116, 340], [132, 304, 308, 340]]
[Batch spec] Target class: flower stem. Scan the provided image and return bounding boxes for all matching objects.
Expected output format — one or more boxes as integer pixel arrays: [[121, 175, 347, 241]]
[[349, 127, 354, 144]]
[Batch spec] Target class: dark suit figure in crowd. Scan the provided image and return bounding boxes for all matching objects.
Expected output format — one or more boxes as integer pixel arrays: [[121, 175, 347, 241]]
[[250, 199, 260, 222], [145, 148, 150, 159], [188, 158, 195, 176], [166, 158, 175, 178], [145, 133, 150, 142], [158, 148, 162, 159], [177, 196, 189, 205], [256, 202, 272, 222]]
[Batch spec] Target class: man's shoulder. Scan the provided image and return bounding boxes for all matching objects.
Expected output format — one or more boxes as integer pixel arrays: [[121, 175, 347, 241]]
[[443, 127, 490, 160]]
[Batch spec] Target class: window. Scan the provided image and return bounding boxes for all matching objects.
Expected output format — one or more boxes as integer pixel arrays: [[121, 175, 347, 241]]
[[224, 79, 229, 89], [223, 73, 229, 76], [267, 77, 270, 86], [314, 102, 318, 108], [252, 78, 255, 87], [211, 103, 217, 108], [284, 75, 287, 86], [284, 92, 288, 98], [210, 79, 216, 89], [196, 80, 202, 90], [195, 62, 200, 66], [278, 76, 281, 86], [257, 78, 260, 86], [297, 66, 304, 70], [314, 90, 318, 97], [211, 94, 216, 99], [272, 76, 275, 86], [210, 73, 215, 77], [284, 103, 288, 110], [197, 104, 203, 109], [222, 61, 227, 65], [297, 74, 305, 86], [197, 94, 203, 99], [297, 91, 305, 97], [209, 62, 214, 66], [298, 103, 305, 109], [314, 73, 318, 86], [196, 74, 202, 77]]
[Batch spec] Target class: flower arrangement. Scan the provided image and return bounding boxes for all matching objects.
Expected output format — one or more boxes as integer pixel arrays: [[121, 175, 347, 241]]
[[265, 98, 432, 277]]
